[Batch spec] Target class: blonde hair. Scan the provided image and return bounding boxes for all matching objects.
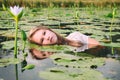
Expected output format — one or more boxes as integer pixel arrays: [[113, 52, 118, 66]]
[[28, 26, 82, 47]]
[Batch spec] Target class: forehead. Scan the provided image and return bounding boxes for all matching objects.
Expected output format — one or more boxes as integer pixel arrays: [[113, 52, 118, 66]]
[[32, 29, 44, 44]]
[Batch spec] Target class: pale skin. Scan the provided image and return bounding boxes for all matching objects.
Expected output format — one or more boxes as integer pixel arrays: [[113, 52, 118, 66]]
[[31, 29, 58, 45], [31, 48, 53, 59], [30, 29, 100, 48]]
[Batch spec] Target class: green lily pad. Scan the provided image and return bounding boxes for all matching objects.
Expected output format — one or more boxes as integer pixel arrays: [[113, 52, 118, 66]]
[[50, 53, 105, 68], [39, 67, 109, 80], [101, 42, 120, 47], [0, 58, 22, 67], [39, 52, 109, 80], [1, 40, 22, 50]]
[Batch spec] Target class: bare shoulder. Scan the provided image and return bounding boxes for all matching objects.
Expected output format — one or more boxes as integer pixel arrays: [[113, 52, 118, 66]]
[[88, 37, 100, 48]]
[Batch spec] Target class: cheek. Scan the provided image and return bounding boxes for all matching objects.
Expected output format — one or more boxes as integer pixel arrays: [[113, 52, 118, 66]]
[[43, 40, 50, 44], [54, 35, 58, 42]]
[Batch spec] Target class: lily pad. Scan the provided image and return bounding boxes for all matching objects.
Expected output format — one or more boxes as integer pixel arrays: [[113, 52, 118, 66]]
[[50, 53, 105, 68], [39, 67, 109, 80], [39, 53, 109, 80], [0, 58, 21, 67], [101, 42, 120, 47], [1, 40, 22, 50]]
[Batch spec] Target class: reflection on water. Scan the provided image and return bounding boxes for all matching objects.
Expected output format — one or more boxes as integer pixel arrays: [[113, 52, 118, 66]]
[[29, 45, 120, 59], [0, 45, 120, 80], [29, 48, 54, 60], [85, 46, 120, 58]]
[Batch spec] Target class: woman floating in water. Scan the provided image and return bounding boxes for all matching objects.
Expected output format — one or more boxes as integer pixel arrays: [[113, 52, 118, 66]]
[[28, 25, 100, 47], [28, 25, 100, 59]]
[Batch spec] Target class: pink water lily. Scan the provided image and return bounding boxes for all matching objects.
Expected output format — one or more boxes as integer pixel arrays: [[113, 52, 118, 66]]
[[10, 6, 23, 16]]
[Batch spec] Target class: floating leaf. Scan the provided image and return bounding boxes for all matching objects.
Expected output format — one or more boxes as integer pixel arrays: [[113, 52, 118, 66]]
[[50, 69, 64, 73], [101, 42, 120, 47], [1, 40, 21, 50], [22, 64, 35, 70], [50, 53, 105, 68], [39, 67, 108, 80], [0, 58, 21, 67]]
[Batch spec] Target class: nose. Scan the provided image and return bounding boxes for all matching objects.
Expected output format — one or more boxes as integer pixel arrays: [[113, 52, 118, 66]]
[[44, 36, 50, 40]]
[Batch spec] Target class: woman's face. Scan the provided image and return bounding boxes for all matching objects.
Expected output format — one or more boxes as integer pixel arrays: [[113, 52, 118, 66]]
[[31, 49, 53, 59], [31, 29, 58, 45]]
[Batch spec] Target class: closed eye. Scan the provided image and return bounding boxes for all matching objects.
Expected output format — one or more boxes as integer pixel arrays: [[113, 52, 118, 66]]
[[43, 31, 46, 35]]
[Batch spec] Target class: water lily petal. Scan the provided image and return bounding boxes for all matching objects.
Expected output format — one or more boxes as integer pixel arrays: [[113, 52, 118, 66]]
[[10, 5, 23, 16], [10, 7, 14, 13]]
